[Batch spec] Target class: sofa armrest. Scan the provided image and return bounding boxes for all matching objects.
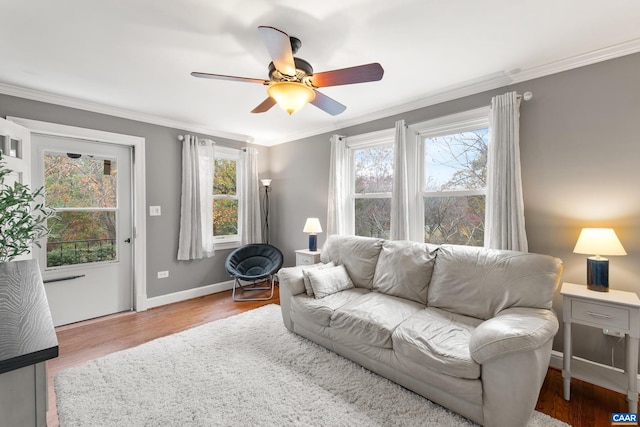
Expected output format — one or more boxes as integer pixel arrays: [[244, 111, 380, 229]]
[[277, 266, 307, 296], [469, 307, 559, 364]]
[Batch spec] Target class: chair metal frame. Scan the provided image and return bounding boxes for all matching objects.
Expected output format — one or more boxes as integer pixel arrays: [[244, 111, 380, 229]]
[[231, 275, 276, 302]]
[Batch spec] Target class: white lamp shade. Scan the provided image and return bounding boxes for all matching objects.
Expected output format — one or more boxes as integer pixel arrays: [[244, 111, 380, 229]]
[[303, 218, 323, 234], [573, 228, 627, 256], [261, 179, 272, 187]]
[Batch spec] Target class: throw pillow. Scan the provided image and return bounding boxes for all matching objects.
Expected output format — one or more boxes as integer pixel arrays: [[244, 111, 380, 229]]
[[301, 262, 335, 296], [306, 264, 355, 299]]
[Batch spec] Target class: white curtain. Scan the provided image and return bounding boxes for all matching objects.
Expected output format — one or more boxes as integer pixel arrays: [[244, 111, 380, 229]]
[[240, 147, 262, 244], [390, 119, 409, 240], [485, 92, 528, 251], [177, 135, 215, 260], [326, 134, 349, 235]]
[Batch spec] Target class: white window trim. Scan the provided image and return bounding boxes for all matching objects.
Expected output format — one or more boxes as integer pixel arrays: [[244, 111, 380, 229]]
[[213, 146, 242, 249], [408, 106, 490, 243]]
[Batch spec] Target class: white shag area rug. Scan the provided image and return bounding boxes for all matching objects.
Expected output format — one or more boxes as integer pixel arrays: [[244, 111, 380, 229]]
[[56, 304, 568, 427]]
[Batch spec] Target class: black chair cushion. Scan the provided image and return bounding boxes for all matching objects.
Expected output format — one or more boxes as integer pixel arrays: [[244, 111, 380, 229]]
[[225, 244, 284, 281]]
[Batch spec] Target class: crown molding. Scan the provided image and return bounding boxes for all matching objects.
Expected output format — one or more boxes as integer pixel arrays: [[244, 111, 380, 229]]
[[258, 38, 640, 146], [2, 37, 640, 148], [0, 83, 253, 143]]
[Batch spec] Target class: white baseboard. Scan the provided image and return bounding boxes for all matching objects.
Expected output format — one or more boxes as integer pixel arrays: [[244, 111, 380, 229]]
[[550, 350, 564, 370], [550, 349, 640, 392], [144, 280, 234, 309]]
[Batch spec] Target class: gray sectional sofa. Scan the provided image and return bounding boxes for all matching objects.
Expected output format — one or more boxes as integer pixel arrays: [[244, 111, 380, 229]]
[[278, 235, 563, 427]]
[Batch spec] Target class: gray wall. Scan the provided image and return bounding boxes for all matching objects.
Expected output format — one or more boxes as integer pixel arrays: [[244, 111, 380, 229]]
[[2, 51, 639, 367], [271, 52, 640, 367], [0, 94, 270, 298]]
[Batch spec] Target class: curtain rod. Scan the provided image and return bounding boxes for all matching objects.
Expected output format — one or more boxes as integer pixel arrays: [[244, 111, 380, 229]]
[[177, 134, 247, 151]]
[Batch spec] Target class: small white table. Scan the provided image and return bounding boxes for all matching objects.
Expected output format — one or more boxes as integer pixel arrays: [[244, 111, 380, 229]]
[[295, 249, 321, 266], [561, 282, 640, 413]]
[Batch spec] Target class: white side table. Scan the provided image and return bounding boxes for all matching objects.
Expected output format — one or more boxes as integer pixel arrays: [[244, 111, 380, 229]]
[[561, 282, 640, 413], [295, 249, 321, 266]]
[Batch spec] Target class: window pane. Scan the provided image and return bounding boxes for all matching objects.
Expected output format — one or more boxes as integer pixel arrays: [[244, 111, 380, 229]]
[[44, 152, 117, 208], [355, 198, 391, 239], [424, 129, 488, 191], [214, 199, 238, 236], [46, 211, 116, 267], [354, 145, 393, 193], [214, 159, 236, 196], [424, 195, 485, 246]]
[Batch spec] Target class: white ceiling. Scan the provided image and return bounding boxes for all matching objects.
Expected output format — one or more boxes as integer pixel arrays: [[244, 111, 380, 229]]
[[2, 1, 640, 146]]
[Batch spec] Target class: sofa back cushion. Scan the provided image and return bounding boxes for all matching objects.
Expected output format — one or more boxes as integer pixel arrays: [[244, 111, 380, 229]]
[[321, 235, 383, 289], [372, 240, 438, 304], [427, 244, 563, 320]]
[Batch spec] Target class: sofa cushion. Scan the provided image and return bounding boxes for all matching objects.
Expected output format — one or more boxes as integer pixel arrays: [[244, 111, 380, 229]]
[[302, 262, 336, 296], [392, 307, 483, 379], [372, 240, 438, 304], [330, 292, 423, 348], [427, 244, 563, 320], [291, 288, 371, 327], [306, 264, 355, 299], [320, 235, 383, 289]]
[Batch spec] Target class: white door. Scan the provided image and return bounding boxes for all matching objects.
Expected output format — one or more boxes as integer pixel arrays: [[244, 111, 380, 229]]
[[0, 118, 32, 261], [32, 134, 133, 326]]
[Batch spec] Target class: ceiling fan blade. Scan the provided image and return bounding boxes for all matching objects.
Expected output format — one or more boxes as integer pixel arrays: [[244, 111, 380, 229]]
[[310, 90, 346, 116], [251, 97, 277, 114], [191, 72, 267, 85], [258, 26, 296, 76], [310, 63, 384, 88]]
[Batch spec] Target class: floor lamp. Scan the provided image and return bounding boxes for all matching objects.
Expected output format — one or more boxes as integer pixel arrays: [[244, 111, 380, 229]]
[[261, 179, 271, 244]]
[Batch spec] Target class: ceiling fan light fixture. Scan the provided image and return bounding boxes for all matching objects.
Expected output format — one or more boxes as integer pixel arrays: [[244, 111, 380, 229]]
[[267, 81, 316, 115]]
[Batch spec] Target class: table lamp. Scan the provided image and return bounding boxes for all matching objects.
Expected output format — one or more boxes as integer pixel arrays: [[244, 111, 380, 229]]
[[303, 218, 322, 252], [573, 228, 627, 292]]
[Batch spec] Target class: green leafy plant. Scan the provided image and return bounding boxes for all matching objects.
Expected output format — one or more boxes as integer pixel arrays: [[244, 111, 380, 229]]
[[0, 153, 56, 263]]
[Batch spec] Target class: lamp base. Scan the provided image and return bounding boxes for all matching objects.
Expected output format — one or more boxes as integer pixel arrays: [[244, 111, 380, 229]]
[[308, 234, 318, 252], [586, 258, 609, 292]]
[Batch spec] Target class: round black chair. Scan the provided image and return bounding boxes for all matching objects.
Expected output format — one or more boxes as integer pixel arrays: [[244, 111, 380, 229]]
[[225, 243, 284, 301]]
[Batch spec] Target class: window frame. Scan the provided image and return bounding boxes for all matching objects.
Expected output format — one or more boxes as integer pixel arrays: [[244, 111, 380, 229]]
[[346, 128, 395, 237], [408, 106, 490, 244], [212, 146, 242, 249]]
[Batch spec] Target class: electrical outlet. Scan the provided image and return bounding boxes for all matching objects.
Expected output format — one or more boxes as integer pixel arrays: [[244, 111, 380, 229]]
[[603, 328, 624, 337], [157, 271, 169, 279], [149, 206, 161, 216]]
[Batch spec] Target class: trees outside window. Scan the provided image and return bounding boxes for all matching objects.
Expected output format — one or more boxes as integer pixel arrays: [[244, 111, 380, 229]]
[[344, 107, 490, 247], [350, 133, 394, 239], [422, 129, 488, 246], [44, 152, 118, 267], [212, 147, 241, 246]]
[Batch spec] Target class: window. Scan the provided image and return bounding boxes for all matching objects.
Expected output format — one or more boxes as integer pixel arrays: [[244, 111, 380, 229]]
[[44, 151, 118, 267], [213, 147, 241, 247], [347, 129, 395, 238], [411, 107, 490, 246], [339, 108, 490, 247]]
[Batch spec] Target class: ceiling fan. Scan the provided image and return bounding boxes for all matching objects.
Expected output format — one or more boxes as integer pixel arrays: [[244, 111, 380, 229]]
[[191, 26, 384, 116]]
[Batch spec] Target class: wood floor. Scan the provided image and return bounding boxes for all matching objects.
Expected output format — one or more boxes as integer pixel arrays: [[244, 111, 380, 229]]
[[47, 287, 632, 427]]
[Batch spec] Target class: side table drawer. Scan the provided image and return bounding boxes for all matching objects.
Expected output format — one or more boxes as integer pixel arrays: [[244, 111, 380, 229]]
[[296, 253, 315, 266], [572, 300, 630, 330]]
